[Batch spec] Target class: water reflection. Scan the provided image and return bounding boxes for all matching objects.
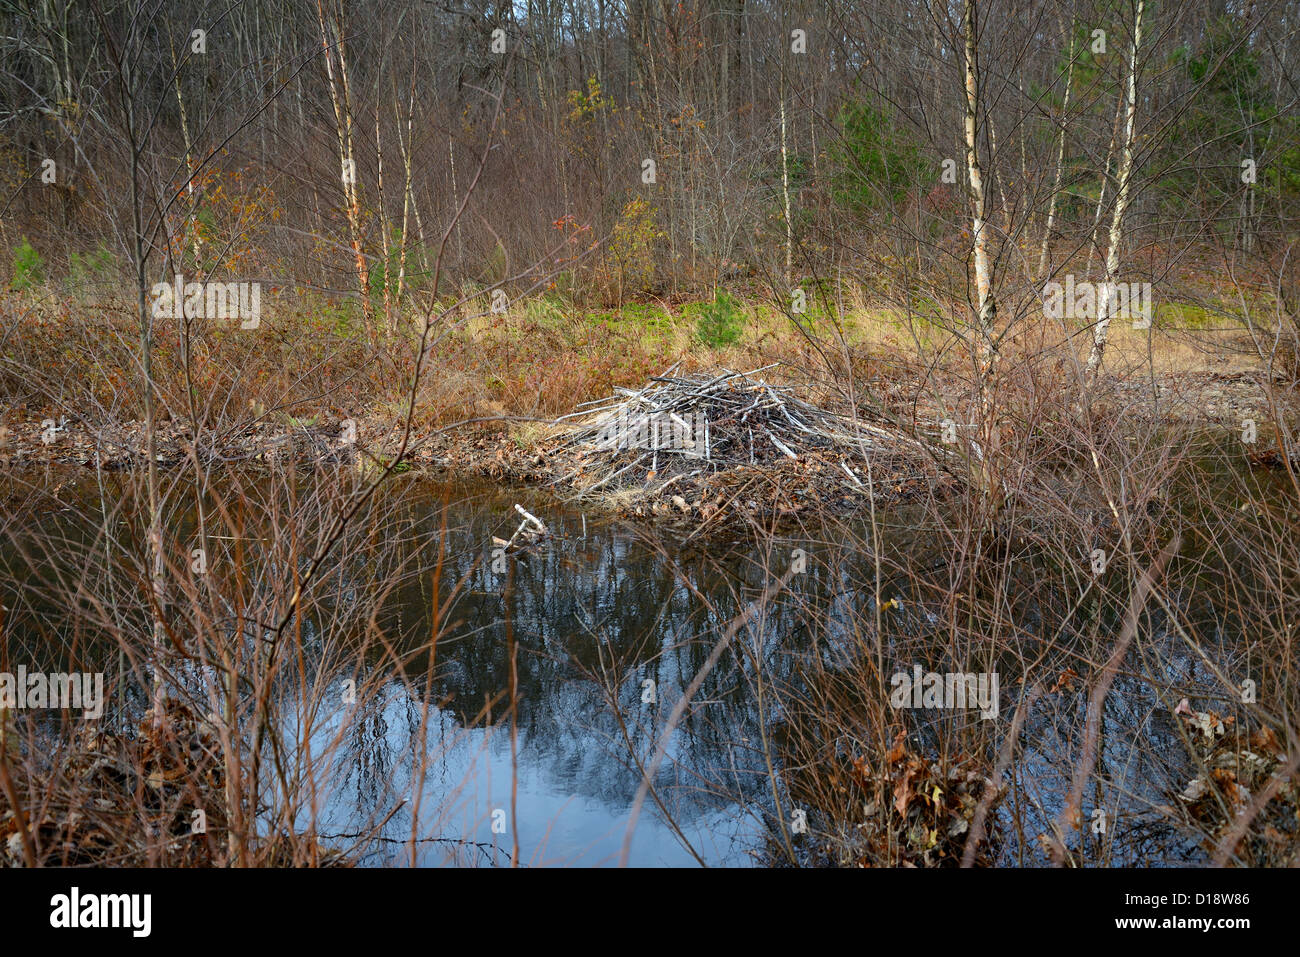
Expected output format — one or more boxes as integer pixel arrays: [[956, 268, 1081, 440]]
[[289, 486, 788, 867], [1, 441, 1280, 866]]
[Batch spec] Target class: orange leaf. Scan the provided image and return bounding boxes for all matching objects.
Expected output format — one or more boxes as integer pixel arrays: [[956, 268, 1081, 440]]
[[886, 730, 907, 765]]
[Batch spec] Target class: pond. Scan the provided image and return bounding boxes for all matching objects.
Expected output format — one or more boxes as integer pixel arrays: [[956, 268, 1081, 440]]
[[0, 434, 1289, 866]]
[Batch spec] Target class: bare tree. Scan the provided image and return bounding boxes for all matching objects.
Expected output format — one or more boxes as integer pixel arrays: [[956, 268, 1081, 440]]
[[1086, 0, 1145, 374]]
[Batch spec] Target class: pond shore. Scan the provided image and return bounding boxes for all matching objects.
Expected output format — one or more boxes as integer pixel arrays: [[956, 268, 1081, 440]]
[[1, 367, 1292, 522]]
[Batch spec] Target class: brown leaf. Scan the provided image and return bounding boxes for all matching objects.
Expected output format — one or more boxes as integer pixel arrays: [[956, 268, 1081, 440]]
[[1049, 667, 1079, 694], [894, 773, 914, 818], [885, 730, 907, 765], [894, 759, 922, 817], [1251, 726, 1283, 757]]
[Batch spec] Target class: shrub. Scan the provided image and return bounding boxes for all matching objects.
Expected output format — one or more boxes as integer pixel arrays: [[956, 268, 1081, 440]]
[[67, 241, 115, 295], [694, 290, 745, 348], [10, 237, 45, 290], [828, 96, 928, 221], [603, 197, 661, 302]]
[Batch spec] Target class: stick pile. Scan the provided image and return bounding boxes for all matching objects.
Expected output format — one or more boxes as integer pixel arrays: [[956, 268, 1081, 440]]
[[549, 364, 927, 494]]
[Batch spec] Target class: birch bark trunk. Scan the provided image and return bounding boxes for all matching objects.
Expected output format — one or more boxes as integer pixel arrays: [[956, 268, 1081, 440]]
[[1085, 92, 1124, 278], [316, 0, 374, 342], [964, 0, 996, 346], [780, 59, 794, 287], [964, 0, 1001, 511], [1087, 0, 1145, 374]]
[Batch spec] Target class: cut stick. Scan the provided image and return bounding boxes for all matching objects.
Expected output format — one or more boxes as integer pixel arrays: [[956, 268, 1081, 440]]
[[502, 519, 531, 551], [767, 430, 798, 460], [514, 503, 547, 533]]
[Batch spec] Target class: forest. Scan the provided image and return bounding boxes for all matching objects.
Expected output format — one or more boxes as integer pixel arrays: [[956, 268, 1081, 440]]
[[0, 0, 1298, 878]]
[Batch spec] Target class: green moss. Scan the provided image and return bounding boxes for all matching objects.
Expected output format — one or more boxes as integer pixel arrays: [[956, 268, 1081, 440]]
[[1156, 302, 1221, 329]]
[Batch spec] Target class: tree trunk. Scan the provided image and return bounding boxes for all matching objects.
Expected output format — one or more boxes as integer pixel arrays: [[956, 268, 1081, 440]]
[[1087, 0, 1145, 374], [1038, 21, 1076, 280], [780, 59, 793, 286], [964, 0, 1001, 512], [316, 0, 374, 342], [1085, 89, 1125, 277], [964, 0, 995, 344]]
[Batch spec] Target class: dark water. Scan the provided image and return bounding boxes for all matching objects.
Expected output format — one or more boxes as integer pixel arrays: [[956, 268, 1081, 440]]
[[304, 485, 785, 866], [1, 474, 805, 865], [1, 436, 1288, 866]]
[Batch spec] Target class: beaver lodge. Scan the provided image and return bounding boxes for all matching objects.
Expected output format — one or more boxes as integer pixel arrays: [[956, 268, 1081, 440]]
[[545, 365, 954, 527]]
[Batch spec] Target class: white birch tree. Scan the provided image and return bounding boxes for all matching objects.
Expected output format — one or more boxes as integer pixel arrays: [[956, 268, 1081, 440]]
[[1086, 0, 1145, 374]]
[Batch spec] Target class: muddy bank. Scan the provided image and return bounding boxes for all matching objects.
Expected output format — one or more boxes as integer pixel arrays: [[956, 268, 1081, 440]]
[[0, 369, 1293, 527]]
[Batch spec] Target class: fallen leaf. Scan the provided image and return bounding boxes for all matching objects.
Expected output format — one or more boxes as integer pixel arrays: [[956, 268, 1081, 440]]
[[894, 763, 919, 817], [886, 730, 907, 765]]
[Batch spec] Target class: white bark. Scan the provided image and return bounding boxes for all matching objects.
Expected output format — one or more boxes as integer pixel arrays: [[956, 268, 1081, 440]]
[[964, 0, 995, 347], [1087, 0, 1145, 374], [1085, 89, 1125, 277], [780, 62, 794, 285], [964, 0, 1002, 511], [315, 0, 373, 340]]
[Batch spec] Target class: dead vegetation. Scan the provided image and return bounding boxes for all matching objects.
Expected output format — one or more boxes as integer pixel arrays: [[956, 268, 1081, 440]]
[[544, 365, 954, 527], [1169, 700, 1300, 867], [0, 699, 349, 867], [780, 730, 1007, 868]]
